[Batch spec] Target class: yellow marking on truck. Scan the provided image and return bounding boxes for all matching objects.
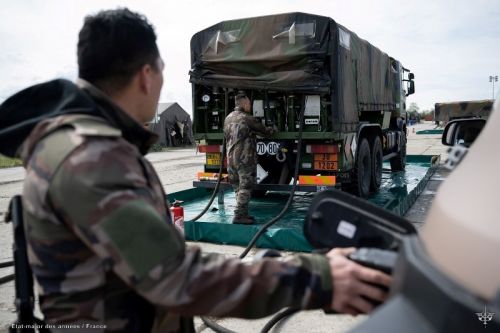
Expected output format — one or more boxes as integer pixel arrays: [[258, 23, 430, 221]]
[[206, 153, 221, 165], [197, 172, 228, 181], [299, 175, 336, 185]]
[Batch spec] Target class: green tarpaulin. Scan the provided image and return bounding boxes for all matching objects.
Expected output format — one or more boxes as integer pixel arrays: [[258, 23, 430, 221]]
[[168, 155, 439, 252]]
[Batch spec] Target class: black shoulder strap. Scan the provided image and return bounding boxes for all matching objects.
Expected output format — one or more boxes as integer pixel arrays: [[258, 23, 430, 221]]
[[7, 195, 49, 333]]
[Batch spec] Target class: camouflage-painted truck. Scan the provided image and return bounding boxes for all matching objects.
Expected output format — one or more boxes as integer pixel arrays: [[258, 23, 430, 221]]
[[434, 100, 493, 123], [190, 13, 415, 197]]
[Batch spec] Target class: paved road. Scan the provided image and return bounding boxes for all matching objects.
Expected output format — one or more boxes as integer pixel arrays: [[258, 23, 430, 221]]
[[0, 123, 447, 332], [0, 167, 24, 184]]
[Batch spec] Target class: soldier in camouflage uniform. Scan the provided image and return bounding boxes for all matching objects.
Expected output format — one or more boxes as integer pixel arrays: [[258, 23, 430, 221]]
[[224, 93, 274, 224], [0, 8, 392, 333]]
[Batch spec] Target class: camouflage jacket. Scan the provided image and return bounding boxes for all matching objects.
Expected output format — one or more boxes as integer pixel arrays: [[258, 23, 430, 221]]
[[20, 82, 332, 332], [224, 108, 272, 168]]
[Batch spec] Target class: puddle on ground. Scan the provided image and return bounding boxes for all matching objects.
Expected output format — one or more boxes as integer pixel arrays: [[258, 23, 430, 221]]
[[183, 161, 431, 229]]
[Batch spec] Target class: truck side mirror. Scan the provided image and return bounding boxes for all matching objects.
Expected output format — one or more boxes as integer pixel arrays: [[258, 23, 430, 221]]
[[442, 118, 486, 147], [406, 80, 415, 96], [442, 122, 458, 146], [304, 190, 416, 250]]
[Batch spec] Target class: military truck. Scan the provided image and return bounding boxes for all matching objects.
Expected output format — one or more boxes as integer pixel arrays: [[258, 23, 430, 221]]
[[434, 100, 493, 124], [190, 13, 415, 197]]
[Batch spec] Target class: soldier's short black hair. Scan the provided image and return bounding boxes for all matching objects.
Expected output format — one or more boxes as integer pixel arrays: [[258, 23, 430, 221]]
[[77, 8, 160, 91]]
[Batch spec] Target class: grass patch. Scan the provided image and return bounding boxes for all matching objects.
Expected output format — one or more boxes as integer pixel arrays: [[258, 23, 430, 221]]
[[147, 144, 195, 153], [148, 143, 168, 153], [0, 155, 23, 168]]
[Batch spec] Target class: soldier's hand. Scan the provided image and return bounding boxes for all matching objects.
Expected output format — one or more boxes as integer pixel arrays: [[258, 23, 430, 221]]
[[326, 247, 392, 315]]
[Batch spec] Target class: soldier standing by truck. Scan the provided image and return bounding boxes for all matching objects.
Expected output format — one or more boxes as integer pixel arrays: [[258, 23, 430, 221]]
[[224, 92, 274, 224]]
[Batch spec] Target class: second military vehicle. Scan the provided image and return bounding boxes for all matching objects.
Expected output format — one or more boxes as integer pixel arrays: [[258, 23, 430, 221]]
[[190, 12, 415, 197], [434, 99, 493, 124]]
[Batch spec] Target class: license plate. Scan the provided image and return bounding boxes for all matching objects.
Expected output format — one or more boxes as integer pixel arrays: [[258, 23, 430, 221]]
[[207, 153, 221, 165], [313, 154, 338, 162], [314, 161, 338, 170]]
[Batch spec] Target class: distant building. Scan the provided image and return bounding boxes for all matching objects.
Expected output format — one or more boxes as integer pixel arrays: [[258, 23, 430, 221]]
[[149, 103, 194, 146]]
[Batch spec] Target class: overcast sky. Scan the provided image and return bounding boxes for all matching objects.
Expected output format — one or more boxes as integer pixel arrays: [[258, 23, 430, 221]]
[[1, 0, 499, 114]]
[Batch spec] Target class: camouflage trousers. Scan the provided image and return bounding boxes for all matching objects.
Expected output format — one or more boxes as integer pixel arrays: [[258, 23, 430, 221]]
[[227, 163, 256, 218]]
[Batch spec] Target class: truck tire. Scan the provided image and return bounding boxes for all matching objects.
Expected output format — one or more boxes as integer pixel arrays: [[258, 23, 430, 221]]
[[370, 136, 383, 191], [390, 132, 406, 171], [352, 138, 372, 198]]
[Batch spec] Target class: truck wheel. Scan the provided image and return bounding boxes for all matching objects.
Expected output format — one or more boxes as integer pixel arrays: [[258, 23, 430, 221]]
[[390, 132, 406, 171], [370, 136, 383, 191], [352, 138, 372, 198]]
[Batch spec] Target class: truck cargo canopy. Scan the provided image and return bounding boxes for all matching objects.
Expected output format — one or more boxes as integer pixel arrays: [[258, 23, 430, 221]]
[[190, 12, 402, 115], [190, 13, 332, 92]]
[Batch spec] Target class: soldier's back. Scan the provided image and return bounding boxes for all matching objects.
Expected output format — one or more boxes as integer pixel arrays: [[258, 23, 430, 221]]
[[22, 115, 156, 332]]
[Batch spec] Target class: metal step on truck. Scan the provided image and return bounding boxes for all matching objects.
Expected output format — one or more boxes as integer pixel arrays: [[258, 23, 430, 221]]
[[190, 12, 415, 197]]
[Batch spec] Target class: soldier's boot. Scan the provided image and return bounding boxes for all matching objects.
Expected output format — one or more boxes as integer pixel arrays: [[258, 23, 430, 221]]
[[232, 215, 254, 224]]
